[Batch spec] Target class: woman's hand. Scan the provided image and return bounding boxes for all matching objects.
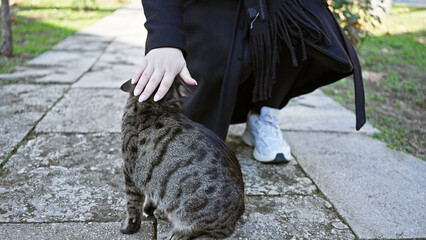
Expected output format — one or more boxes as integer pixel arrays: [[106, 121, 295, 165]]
[[131, 47, 197, 102]]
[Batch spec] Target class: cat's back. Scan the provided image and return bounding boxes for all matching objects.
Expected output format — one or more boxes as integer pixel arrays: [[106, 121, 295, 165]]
[[139, 113, 243, 187], [137, 114, 244, 222]]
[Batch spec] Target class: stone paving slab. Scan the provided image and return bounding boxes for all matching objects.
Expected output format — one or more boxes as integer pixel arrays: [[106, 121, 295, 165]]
[[158, 195, 355, 240], [0, 222, 155, 240], [227, 123, 246, 137], [0, 130, 319, 222], [0, 50, 104, 84], [0, 84, 68, 160], [78, 2, 144, 38], [25, 50, 103, 83], [279, 90, 378, 134], [227, 137, 317, 196], [52, 33, 113, 51], [0, 67, 52, 83], [36, 88, 127, 133], [73, 66, 136, 89], [90, 40, 145, 69], [33, 68, 91, 83], [0, 66, 86, 84], [90, 44, 143, 69], [286, 131, 426, 239], [228, 91, 378, 136], [73, 34, 145, 89], [394, 0, 426, 7], [0, 133, 125, 223], [26, 50, 101, 68], [90, 36, 145, 68], [112, 33, 147, 49], [114, 1, 144, 15], [0, 131, 317, 222]]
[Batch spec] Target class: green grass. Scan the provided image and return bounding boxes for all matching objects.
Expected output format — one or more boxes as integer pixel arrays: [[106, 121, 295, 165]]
[[314, 189, 323, 196], [373, 116, 413, 153], [0, 139, 27, 174], [322, 5, 426, 160], [0, 0, 131, 73]]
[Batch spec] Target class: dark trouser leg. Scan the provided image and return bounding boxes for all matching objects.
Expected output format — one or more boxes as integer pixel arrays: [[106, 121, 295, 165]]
[[252, 48, 306, 114], [182, 0, 240, 139]]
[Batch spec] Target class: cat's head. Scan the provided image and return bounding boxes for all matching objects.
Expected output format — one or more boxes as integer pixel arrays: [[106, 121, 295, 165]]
[[120, 78, 192, 114]]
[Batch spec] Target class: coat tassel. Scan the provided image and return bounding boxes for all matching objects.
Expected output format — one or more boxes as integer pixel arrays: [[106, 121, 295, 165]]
[[247, 0, 331, 102]]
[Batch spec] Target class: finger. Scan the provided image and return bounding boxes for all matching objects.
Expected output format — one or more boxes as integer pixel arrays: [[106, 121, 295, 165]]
[[134, 64, 153, 96], [153, 72, 175, 102], [179, 65, 197, 85], [131, 59, 148, 84], [139, 69, 165, 102]]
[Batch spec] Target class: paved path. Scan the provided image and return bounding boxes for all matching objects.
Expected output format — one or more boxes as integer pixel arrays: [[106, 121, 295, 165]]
[[394, 0, 426, 7], [0, 1, 425, 239]]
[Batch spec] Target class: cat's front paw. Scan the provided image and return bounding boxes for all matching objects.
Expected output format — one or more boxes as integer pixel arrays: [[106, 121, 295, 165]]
[[143, 204, 156, 217], [120, 216, 141, 234]]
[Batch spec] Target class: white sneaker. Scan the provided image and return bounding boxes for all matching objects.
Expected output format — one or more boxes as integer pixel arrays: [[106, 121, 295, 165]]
[[242, 106, 293, 163]]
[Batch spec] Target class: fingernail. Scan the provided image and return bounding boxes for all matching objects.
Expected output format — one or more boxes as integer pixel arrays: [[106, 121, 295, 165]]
[[139, 94, 148, 102], [131, 78, 137, 84], [193, 79, 198, 85], [153, 95, 160, 102], [134, 88, 141, 96]]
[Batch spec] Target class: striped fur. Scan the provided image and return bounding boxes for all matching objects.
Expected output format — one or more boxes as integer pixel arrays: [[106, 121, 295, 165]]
[[120, 80, 245, 239]]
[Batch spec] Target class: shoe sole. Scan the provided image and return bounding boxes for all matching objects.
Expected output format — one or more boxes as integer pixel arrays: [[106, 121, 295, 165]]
[[242, 129, 292, 164], [254, 151, 291, 164]]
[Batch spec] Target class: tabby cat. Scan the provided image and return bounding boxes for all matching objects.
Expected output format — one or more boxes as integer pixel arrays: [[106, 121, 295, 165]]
[[119, 79, 245, 240]]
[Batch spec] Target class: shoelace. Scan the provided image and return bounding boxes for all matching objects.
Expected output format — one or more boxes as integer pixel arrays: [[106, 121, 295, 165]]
[[258, 116, 282, 139]]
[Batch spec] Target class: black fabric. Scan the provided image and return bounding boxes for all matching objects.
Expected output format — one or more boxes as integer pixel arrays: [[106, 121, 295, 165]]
[[180, 0, 242, 138], [142, 0, 187, 55], [140, 0, 366, 139], [244, 0, 332, 102], [252, 46, 306, 113]]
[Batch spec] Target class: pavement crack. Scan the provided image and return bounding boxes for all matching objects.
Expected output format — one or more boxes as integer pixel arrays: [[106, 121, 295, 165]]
[[0, 87, 71, 172], [245, 193, 314, 197], [83, 35, 117, 74], [292, 155, 359, 239], [1, 35, 117, 171], [283, 128, 378, 136]]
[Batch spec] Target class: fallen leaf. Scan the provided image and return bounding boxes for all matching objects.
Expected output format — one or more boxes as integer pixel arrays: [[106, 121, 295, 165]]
[[363, 71, 385, 82], [415, 37, 426, 45]]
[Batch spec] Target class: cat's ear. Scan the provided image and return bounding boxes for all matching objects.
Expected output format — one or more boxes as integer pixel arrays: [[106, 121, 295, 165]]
[[120, 79, 133, 93], [176, 77, 194, 97]]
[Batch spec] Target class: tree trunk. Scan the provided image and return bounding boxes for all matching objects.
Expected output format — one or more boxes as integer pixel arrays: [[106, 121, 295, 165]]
[[1, 0, 13, 56]]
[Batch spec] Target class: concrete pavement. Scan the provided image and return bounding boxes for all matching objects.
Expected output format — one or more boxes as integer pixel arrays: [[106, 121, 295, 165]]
[[1, 1, 425, 239]]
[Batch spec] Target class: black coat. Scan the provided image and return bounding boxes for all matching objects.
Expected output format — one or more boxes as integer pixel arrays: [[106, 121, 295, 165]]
[[142, 0, 365, 139]]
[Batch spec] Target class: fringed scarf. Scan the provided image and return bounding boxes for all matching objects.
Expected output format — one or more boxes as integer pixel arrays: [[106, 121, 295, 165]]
[[245, 0, 331, 101]]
